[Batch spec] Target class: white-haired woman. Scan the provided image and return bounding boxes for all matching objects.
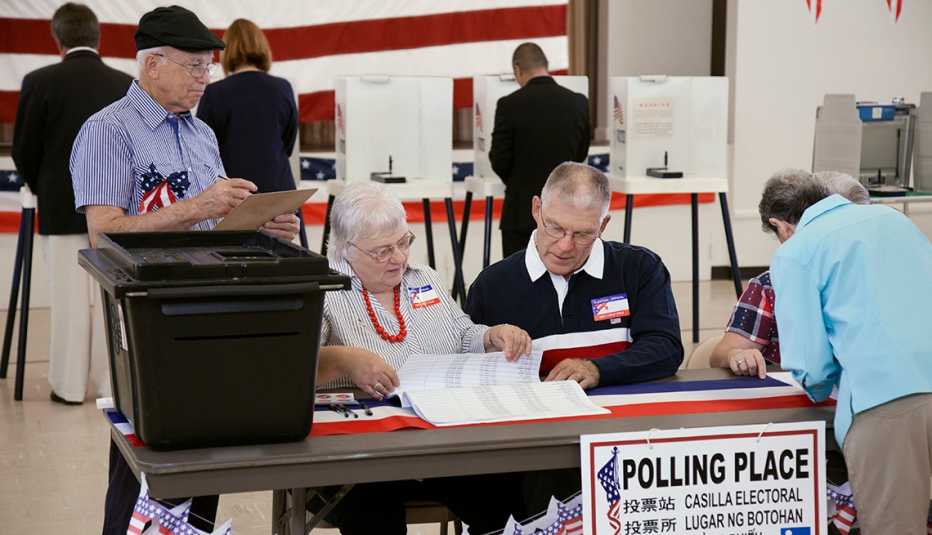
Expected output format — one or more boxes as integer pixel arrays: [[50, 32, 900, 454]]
[[312, 182, 529, 534], [316, 182, 532, 399]]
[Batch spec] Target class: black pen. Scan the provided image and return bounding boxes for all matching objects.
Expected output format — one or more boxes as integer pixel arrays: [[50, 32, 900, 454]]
[[329, 404, 349, 418], [359, 401, 374, 416]]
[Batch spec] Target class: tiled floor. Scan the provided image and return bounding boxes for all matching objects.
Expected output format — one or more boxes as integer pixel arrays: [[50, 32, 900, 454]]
[[0, 280, 741, 534]]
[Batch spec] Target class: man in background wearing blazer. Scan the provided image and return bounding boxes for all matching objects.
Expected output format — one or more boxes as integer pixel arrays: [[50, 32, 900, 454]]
[[490, 42, 591, 258], [12, 3, 132, 404]]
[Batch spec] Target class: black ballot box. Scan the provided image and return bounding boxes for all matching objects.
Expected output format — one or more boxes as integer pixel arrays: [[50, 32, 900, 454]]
[[79, 231, 349, 450]]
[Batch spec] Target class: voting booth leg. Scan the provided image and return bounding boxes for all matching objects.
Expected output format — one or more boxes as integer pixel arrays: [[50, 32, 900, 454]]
[[14, 208, 35, 400], [320, 194, 335, 256], [719, 193, 743, 298], [0, 211, 27, 379], [623, 195, 634, 244], [444, 198, 467, 303], [691, 194, 700, 344], [458, 191, 472, 261], [483, 196, 493, 268], [455, 192, 473, 299], [297, 209, 309, 250], [422, 199, 437, 270]]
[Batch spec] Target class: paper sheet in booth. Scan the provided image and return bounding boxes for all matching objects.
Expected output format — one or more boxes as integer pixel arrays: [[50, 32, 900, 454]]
[[393, 351, 609, 426], [214, 188, 316, 231]]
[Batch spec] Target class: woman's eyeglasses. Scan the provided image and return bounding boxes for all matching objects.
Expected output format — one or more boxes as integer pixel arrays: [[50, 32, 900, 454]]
[[349, 232, 416, 263]]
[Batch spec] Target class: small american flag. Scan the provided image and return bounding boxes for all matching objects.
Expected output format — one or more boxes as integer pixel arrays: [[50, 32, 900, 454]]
[[597, 447, 622, 535], [127, 496, 159, 535]]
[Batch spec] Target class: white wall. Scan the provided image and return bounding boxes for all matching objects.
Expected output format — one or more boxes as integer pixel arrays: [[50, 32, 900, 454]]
[[600, 0, 713, 136], [726, 0, 932, 266]]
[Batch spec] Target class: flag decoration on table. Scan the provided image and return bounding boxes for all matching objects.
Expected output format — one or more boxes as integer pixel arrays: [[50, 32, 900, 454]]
[[827, 482, 932, 535], [126, 475, 233, 535], [498, 494, 583, 535], [597, 447, 622, 535], [0, 0, 568, 123]]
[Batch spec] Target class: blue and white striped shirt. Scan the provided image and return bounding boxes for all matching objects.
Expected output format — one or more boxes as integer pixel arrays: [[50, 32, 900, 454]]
[[70, 81, 225, 230]]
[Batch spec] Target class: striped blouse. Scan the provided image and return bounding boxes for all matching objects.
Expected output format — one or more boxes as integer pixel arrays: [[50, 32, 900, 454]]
[[320, 258, 488, 388], [70, 81, 225, 230]]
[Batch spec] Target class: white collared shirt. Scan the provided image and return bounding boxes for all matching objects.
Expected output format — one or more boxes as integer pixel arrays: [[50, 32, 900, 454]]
[[65, 47, 99, 56], [524, 231, 605, 313]]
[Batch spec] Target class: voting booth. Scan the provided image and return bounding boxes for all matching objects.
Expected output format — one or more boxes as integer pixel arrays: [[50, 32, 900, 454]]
[[472, 74, 589, 180], [334, 76, 453, 182], [609, 76, 728, 181], [607, 76, 738, 345]]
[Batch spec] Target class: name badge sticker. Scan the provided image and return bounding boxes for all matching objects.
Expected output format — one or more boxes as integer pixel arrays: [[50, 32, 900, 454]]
[[409, 284, 441, 308], [591, 293, 630, 321]]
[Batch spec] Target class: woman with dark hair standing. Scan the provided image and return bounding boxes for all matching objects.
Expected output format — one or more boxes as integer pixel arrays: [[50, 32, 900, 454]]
[[197, 18, 298, 194]]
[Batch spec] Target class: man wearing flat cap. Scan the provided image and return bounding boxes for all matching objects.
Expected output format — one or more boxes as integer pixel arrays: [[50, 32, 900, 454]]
[[69, 6, 299, 533]]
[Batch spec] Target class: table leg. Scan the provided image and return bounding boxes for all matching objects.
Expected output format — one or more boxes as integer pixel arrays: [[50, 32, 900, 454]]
[[272, 489, 286, 534], [691, 194, 699, 344], [423, 198, 436, 269], [483, 196, 493, 269], [14, 208, 34, 401], [444, 198, 466, 303], [623, 194, 634, 244], [289, 487, 306, 535], [0, 211, 26, 379], [305, 485, 353, 531], [321, 194, 335, 256], [718, 193, 743, 298]]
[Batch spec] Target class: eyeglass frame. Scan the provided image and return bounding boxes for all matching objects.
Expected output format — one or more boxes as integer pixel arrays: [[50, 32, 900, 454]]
[[348, 231, 416, 263], [538, 206, 602, 245], [151, 52, 218, 79]]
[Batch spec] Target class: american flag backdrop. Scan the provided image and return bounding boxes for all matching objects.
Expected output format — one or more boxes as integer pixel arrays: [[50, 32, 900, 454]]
[[0, 0, 569, 123]]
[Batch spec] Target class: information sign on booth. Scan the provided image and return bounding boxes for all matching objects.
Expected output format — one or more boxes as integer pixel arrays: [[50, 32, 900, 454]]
[[472, 74, 589, 180], [610, 76, 728, 180], [334, 76, 453, 182], [581, 422, 827, 535]]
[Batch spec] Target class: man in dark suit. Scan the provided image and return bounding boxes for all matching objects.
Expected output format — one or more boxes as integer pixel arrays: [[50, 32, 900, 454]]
[[12, 2, 132, 404], [490, 42, 591, 257]]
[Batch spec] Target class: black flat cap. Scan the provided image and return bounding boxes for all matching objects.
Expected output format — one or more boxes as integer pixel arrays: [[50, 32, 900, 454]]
[[135, 5, 225, 51]]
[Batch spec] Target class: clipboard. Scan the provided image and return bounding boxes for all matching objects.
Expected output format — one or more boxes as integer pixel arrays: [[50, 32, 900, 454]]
[[214, 188, 316, 231]]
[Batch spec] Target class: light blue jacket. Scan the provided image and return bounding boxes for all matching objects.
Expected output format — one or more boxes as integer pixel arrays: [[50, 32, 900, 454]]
[[771, 194, 932, 446]]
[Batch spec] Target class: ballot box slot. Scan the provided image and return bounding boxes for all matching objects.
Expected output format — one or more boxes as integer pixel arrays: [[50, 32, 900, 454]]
[[173, 331, 299, 342], [160, 296, 304, 316]]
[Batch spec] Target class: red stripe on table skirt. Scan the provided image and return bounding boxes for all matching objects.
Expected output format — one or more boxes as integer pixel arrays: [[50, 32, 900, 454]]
[[310, 395, 835, 436], [0, 193, 714, 233], [0, 5, 565, 59]]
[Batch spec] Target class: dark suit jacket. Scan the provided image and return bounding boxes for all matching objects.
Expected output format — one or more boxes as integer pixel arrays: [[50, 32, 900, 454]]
[[197, 71, 298, 193], [489, 76, 590, 232], [12, 50, 132, 235]]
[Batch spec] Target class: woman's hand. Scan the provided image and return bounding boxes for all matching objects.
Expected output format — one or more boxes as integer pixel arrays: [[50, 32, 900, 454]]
[[342, 348, 400, 400], [727, 348, 768, 379], [484, 324, 533, 361]]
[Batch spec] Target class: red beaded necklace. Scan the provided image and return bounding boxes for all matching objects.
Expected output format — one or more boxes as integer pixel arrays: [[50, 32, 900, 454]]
[[362, 286, 407, 343]]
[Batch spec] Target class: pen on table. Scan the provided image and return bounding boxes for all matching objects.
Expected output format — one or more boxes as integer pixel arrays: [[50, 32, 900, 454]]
[[359, 401, 374, 416], [329, 404, 349, 418]]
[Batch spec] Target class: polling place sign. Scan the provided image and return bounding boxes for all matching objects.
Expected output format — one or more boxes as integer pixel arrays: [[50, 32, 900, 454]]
[[581, 422, 826, 535]]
